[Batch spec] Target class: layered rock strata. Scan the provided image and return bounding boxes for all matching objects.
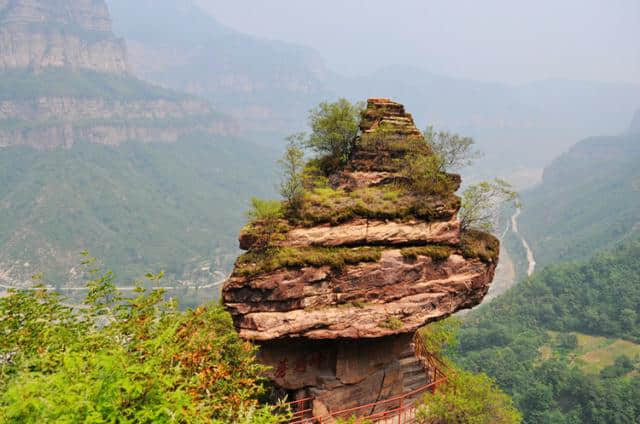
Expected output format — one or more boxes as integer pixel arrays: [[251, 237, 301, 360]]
[[0, 0, 233, 148], [223, 99, 499, 416], [0, 97, 233, 148], [0, 0, 128, 73]]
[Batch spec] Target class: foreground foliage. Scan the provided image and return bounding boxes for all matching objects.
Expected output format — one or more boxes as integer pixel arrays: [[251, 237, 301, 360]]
[[415, 320, 522, 424], [417, 367, 522, 424], [456, 240, 640, 423], [0, 259, 285, 423]]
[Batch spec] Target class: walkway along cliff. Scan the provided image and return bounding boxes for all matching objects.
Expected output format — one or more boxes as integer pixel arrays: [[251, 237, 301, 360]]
[[222, 99, 499, 420]]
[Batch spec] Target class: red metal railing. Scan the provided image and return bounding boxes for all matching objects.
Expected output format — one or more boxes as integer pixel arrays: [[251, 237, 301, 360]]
[[281, 333, 448, 423], [284, 396, 314, 422], [285, 376, 446, 424]]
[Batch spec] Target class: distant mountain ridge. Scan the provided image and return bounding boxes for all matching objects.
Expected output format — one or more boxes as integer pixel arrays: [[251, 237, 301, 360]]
[[108, 0, 332, 143], [517, 115, 640, 267], [0, 0, 234, 149]]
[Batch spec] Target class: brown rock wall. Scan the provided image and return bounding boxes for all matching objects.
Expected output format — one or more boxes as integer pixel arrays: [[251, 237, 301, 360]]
[[225, 250, 495, 340]]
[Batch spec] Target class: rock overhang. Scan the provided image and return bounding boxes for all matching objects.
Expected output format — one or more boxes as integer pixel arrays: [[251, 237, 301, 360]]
[[223, 98, 498, 342]]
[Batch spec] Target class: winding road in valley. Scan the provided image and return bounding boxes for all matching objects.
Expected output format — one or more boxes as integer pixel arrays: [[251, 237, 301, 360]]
[[511, 208, 536, 277], [485, 208, 537, 301]]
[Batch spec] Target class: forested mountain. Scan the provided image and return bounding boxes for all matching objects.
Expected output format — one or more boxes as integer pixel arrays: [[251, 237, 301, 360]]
[[0, 136, 276, 286], [455, 119, 640, 423], [0, 0, 277, 289], [517, 117, 640, 267], [456, 240, 640, 423]]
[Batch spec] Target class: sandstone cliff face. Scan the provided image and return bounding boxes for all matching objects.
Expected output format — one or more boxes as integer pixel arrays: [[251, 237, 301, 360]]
[[222, 99, 499, 415], [0, 97, 234, 148], [0, 0, 235, 149], [0, 0, 128, 73]]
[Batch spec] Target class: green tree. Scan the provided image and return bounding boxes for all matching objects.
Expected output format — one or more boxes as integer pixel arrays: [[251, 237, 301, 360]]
[[304, 99, 364, 172], [278, 134, 306, 211], [403, 153, 453, 195], [415, 319, 521, 424], [423, 126, 482, 172], [459, 179, 519, 232]]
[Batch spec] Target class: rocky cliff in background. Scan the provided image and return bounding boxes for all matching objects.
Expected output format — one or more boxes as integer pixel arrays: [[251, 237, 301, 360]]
[[0, 0, 259, 290], [0, 0, 128, 73], [223, 99, 499, 417], [0, 92, 229, 148], [107, 0, 332, 143], [0, 0, 232, 149]]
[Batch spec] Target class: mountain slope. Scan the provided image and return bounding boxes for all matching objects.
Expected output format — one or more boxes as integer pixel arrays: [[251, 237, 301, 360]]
[[456, 240, 640, 423], [0, 0, 128, 73], [0, 135, 277, 286], [455, 118, 640, 423], [0, 0, 278, 289], [517, 123, 640, 267]]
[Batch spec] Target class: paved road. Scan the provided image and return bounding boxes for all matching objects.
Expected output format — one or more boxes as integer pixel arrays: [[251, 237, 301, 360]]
[[511, 208, 536, 277]]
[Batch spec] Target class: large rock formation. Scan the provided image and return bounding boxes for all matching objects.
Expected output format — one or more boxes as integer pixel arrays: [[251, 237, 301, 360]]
[[223, 99, 499, 417], [0, 0, 128, 73]]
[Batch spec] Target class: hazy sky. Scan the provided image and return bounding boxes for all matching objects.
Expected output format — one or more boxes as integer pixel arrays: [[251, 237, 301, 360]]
[[196, 0, 640, 85]]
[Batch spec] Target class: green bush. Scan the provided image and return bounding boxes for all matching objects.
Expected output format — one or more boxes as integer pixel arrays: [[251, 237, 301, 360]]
[[416, 367, 522, 424], [245, 198, 285, 250], [0, 261, 286, 423]]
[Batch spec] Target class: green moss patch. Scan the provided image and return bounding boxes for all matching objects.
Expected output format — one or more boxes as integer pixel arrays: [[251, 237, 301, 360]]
[[378, 316, 404, 330], [234, 246, 383, 277], [400, 246, 453, 261], [292, 186, 460, 226], [460, 229, 500, 263]]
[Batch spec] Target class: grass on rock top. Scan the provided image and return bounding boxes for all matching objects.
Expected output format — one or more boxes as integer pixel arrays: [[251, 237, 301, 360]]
[[400, 245, 453, 261], [290, 185, 460, 226], [232, 234, 498, 278], [233, 246, 383, 277], [460, 229, 500, 263]]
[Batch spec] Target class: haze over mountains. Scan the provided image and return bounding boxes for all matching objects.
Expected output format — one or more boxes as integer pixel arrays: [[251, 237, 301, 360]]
[[109, 0, 640, 181], [516, 114, 640, 267], [1, 0, 638, 295]]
